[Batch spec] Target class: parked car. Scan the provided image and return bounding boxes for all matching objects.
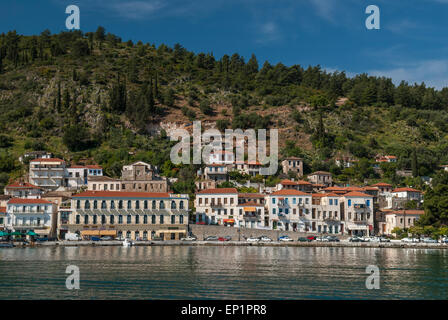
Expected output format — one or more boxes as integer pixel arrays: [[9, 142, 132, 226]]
[[326, 236, 340, 242], [348, 236, 363, 242], [246, 237, 260, 242], [100, 236, 113, 241], [204, 236, 219, 241], [440, 237, 448, 244], [278, 236, 293, 242], [181, 236, 197, 241], [421, 237, 438, 243], [218, 236, 231, 242], [298, 237, 311, 242], [401, 237, 420, 243], [259, 236, 272, 242], [306, 236, 317, 241], [196, 221, 206, 225], [91, 236, 101, 241], [316, 236, 329, 242], [379, 237, 391, 243]]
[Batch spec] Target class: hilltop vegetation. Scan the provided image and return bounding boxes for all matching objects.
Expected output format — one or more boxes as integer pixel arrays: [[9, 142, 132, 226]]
[[1, 27, 448, 193]]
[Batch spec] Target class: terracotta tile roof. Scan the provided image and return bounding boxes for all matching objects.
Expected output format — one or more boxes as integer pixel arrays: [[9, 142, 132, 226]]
[[0, 207, 6, 213], [362, 186, 379, 191], [197, 188, 238, 194], [312, 193, 339, 198], [283, 157, 302, 160], [73, 191, 173, 198], [270, 189, 309, 196], [280, 179, 298, 186], [392, 187, 422, 193], [343, 191, 374, 198], [297, 180, 312, 185], [371, 182, 393, 187], [6, 182, 41, 189], [8, 198, 52, 204], [30, 158, 64, 163]]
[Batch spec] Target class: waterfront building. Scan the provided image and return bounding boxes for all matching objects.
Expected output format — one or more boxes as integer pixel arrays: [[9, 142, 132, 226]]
[[266, 189, 312, 232], [29, 158, 66, 190], [234, 161, 263, 176], [195, 179, 217, 191], [202, 164, 229, 182], [277, 179, 313, 193], [65, 191, 189, 240], [381, 209, 425, 235], [195, 188, 239, 226], [341, 191, 374, 236], [4, 182, 43, 198], [5, 198, 57, 237], [311, 193, 342, 234]]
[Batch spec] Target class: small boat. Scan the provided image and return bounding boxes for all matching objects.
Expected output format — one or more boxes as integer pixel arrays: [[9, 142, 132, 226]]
[[122, 238, 133, 247]]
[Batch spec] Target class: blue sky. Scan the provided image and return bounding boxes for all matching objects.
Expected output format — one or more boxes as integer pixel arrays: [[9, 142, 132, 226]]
[[2, 0, 448, 88]]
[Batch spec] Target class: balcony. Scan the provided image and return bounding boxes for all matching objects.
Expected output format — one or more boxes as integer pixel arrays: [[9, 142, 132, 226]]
[[11, 210, 47, 214], [12, 223, 47, 228]]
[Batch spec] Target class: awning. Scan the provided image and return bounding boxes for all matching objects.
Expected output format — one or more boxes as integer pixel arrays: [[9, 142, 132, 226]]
[[243, 207, 256, 212], [223, 219, 235, 223], [155, 230, 186, 235], [81, 230, 117, 236]]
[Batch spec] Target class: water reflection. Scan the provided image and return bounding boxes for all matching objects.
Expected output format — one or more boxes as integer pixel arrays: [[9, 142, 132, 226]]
[[0, 246, 447, 299]]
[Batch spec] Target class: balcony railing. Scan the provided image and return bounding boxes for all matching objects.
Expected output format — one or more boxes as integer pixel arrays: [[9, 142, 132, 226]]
[[11, 210, 47, 214]]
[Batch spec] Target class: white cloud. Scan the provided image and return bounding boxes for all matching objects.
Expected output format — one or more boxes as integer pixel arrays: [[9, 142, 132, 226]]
[[369, 59, 448, 89]]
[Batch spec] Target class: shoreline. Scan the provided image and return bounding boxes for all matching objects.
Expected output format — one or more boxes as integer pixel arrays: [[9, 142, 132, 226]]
[[4, 240, 448, 250]]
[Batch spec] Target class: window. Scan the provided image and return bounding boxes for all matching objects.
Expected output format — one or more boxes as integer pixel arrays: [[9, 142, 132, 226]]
[[110, 201, 115, 209], [126, 231, 131, 239], [93, 215, 97, 224], [152, 215, 156, 224], [171, 201, 176, 209], [160, 215, 164, 224], [84, 215, 89, 224], [127, 201, 132, 209], [118, 215, 123, 224], [366, 200, 370, 207], [272, 198, 276, 204], [179, 201, 184, 209], [334, 199, 338, 205], [135, 215, 140, 224], [76, 200, 81, 209], [160, 201, 165, 209], [110, 215, 115, 224], [171, 215, 176, 224], [118, 200, 123, 209], [329, 199, 333, 205], [144, 201, 148, 209], [101, 201, 107, 209], [273, 208, 276, 215], [76, 215, 80, 224], [180, 215, 184, 224], [127, 215, 132, 224], [93, 200, 98, 209], [85, 200, 90, 209], [285, 209, 289, 214], [136, 201, 140, 209], [293, 198, 296, 205], [143, 215, 148, 224], [152, 201, 156, 209], [348, 199, 352, 207]]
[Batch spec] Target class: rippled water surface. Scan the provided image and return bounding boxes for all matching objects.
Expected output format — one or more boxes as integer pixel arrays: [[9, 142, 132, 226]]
[[1, 246, 448, 299]]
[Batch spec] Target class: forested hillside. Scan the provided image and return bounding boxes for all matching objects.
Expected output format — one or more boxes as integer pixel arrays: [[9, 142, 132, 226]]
[[1, 27, 448, 193]]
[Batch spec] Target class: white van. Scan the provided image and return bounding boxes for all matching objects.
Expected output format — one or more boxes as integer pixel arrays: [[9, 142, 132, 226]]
[[65, 233, 81, 241]]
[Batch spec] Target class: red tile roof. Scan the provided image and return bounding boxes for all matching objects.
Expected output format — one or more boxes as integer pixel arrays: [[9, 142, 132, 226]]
[[73, 191, 173, 198], [392, 187, 422, 193], [0, 207, 6, 213], [312, 193, 339, 198], [343, 191, 374, 198], [271, 190, 309, 196], [371, 182, 393, 187], [8, 198, 52, 204], [197, 188, 238, 194], [5, 182, 41, 189], [280, 179, 298, 186], [297, 180, 312, 185]]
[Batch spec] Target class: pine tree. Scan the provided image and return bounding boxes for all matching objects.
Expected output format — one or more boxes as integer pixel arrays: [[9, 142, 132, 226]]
[[412, 148, 419, 177]]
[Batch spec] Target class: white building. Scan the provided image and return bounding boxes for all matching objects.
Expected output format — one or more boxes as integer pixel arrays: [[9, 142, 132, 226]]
[[66, 165, 103, 189], [4, 182, 43, 198], [381, 210, 425, 235], [195, 188, 239, 226], [6, 198, 56, 237], [29, 158, 66, 190], [266, 189, 312, 232], [208, 151, 235, 165], [342, 191, 374, 236]]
